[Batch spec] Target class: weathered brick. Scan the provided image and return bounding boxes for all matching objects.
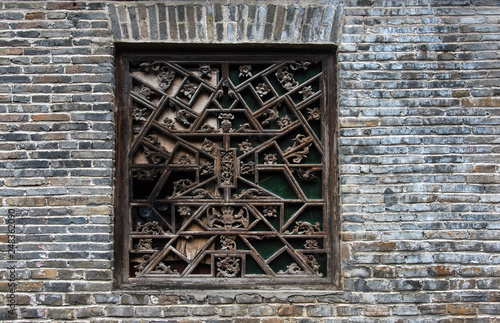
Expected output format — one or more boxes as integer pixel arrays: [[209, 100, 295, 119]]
[[36, 294, 63, 306], [277, 305, 303, 316], [306, 304, 335, 317], [105, 306, 133, 317], [218, 305, 248, 317], [163, 306, 190, 317], [235, 294, 263, 304]]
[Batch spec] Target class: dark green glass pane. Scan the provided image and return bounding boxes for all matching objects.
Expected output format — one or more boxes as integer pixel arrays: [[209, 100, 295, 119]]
[[259, 170, 298, 200], [235, 236, 250, 250], [293, 205, 323, 230], [304, 145, 322, 164], [222, 88, 232, 109], [231, 112, 254, 131], [231, 135, 272, 153], [239, 86, 261, 113], [251, 219, 274, 232], [249, 236, 283, 260], [229, 68, 241, 87], [245, 254, 267, 275], [269, 250, 299, 273], [269, 76, 286, 96], [309, 118, 322, 142], [284, 204, 302, 223]]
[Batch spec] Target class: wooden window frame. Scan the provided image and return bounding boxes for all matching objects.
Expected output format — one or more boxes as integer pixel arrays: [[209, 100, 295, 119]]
[[114, 45, 339, 289]]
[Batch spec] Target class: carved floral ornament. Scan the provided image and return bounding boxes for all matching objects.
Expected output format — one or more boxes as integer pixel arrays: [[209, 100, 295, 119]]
[[124, 56, 332, 283]]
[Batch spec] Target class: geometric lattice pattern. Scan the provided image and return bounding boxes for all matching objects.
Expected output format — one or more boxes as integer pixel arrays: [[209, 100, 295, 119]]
[[123, 54, 333, 284]]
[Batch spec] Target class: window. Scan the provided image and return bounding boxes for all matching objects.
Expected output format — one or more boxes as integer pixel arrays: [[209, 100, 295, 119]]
[[115, 47, 339, 288]]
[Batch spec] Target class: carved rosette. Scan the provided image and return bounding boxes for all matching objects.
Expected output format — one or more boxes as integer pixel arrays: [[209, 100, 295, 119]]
[[278, 115, 292, 129], [139, 85, 153, 100], [255, 83, 270, 97], [139, 61, 176, 91], [307, 107, 321, 121], [162, 117, 175, 129], [275, 67, 298, 90], [299, 85, 314, 100], [178, 206, 192, 217], [239, 65, 252, 78], [133, 106, 148, 122], [177, 154, 192, 164], [296, 168, 317, 182], [263, 206, 277, 218]]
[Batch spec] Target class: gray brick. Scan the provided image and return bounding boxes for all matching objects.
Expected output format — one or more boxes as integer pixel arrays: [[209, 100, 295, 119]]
[[306, 304, 335, 317], [106, 306, 133, 317], [163, 306, 189, 317]]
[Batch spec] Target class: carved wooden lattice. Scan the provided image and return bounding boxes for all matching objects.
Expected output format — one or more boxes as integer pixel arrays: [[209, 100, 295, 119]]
[[119, 52, 335, 285]]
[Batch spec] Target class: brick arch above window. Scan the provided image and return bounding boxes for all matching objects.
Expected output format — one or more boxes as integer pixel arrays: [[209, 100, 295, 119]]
[[107, 1, 344, 44]]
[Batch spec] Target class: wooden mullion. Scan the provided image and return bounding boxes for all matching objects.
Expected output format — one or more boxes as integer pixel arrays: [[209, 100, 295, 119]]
[[119, 50, 337, 287]]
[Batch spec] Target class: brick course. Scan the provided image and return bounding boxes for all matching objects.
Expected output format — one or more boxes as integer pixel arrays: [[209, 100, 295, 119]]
[[0, 0, 499, 321]]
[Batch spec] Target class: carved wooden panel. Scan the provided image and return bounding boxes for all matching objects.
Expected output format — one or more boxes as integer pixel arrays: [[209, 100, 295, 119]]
[[116, 50, 337, 287]]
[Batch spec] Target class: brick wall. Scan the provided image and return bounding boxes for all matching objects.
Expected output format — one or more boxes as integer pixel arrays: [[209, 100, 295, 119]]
[[0, 0, 499, 321]]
